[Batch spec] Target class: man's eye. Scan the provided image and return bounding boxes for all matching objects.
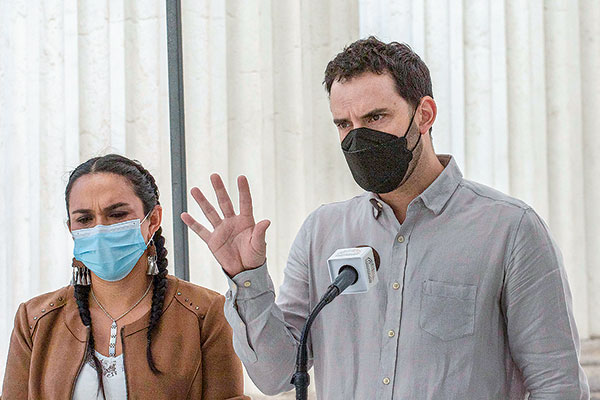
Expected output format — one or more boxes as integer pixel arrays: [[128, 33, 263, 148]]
[[370, 114, 382, 122], [336, 122, 349, 129]]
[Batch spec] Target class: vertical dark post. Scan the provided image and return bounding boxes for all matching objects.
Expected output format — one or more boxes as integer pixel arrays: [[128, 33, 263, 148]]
[[166, 0, 189, 281]]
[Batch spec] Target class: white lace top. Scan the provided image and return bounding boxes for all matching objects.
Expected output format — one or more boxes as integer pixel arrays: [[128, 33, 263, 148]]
[[72, 351, 127, 399]]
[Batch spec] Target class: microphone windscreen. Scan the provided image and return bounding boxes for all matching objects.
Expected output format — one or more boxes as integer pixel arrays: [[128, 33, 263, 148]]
[[357, 245, 380, 270], [327, 247, 379, 294]]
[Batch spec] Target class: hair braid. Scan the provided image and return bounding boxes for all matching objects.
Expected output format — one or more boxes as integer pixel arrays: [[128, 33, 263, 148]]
[[74, 284, 106, 399], [126, 164, 169, 374], [128, 162, 170, 374], [146, 226, 169, 373]]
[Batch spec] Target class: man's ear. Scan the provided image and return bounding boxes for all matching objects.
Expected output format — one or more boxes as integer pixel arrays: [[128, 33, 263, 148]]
[[418, 96, 437, 134]]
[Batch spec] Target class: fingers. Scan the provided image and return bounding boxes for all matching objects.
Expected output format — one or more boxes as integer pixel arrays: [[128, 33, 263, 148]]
[[190, 187, 222, 228], [210, 174, 236, 218], [181, 212, 211, 243], [238, 175, 254, 217], [251, 219, 271, 250]]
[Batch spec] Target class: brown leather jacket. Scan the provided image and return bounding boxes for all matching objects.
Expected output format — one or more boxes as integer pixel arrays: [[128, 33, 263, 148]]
[[1, 275, 250, 399]]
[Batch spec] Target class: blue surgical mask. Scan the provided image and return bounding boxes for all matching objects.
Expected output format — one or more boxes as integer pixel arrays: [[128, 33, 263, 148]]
[[72, 212, 151, 282]]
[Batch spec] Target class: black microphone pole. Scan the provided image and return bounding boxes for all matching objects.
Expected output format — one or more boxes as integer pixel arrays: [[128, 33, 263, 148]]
[[291, 266, 358, 400]]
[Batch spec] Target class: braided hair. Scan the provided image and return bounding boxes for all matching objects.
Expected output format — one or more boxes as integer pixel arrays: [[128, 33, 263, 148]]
[[66, 154, 169, 383], [73, 284, 106, 397]]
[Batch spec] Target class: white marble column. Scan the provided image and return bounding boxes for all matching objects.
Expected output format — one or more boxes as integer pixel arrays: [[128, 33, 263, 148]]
[[544, 0, 589, 337], [579, 0, 600, 336]]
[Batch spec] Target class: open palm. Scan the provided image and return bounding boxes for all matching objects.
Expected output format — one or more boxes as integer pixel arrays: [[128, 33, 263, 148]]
[[181, 174, 270, 277]]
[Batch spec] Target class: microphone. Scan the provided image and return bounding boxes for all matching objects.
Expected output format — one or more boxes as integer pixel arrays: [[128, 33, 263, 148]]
[[327, 246, 380, 294], [292, 246, 380, 400]]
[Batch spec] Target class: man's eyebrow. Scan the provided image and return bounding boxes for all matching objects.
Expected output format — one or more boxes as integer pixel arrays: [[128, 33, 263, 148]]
[[360, 108, 389, 120], [333, 108, 390, 125]]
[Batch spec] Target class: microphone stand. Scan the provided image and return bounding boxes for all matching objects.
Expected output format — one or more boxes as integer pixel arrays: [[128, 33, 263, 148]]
[[291, 286, 339, 400], [291, 266, 357, 400]]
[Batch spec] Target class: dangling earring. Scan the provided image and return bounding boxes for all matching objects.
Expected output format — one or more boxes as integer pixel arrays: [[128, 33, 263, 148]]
[[147, 239, 159, 276], [71, 258, 91, 286]]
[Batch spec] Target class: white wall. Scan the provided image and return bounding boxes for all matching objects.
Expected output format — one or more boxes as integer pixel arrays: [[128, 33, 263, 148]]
[[1, 0, 598, 397]]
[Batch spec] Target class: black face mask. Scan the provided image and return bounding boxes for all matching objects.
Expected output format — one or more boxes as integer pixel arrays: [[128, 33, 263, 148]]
[[341, 109, 421, 194]]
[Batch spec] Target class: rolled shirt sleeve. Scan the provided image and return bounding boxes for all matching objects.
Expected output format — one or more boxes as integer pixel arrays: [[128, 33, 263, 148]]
[[502, 208, 590, 399], [223, 216, 312, 396]]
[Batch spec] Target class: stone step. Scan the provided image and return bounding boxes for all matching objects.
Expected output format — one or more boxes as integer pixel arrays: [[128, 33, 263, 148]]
[[586, 365, 600, 393], [582, 339, 600, 395]]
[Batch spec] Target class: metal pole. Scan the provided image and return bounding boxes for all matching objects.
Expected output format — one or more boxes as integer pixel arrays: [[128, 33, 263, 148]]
[[166, 0, 189, 281]]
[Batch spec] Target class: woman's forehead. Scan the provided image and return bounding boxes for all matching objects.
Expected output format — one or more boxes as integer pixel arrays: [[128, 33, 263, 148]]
[[68, 173, 142, 211]]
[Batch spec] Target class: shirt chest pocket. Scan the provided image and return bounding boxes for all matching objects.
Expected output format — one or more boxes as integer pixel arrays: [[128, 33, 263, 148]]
[[419, 280, 477, 341]]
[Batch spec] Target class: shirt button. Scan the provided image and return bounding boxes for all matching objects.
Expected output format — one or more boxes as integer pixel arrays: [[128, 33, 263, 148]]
[[397, 235, 405, 243], [392, 282, 400, 290], [383, 377, 390, 385], [388, 330, 395, 338], [243, 280, 252, 288]]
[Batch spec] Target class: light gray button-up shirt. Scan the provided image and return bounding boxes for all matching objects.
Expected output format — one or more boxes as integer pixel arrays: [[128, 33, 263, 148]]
[[224, 155, 589, 399]]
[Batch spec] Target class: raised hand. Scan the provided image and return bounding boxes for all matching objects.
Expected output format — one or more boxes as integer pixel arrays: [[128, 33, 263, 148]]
[[181, 174, 271, 277]]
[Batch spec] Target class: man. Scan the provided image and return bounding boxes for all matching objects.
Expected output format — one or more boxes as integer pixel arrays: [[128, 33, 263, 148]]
[[182, 37, 589, 399]]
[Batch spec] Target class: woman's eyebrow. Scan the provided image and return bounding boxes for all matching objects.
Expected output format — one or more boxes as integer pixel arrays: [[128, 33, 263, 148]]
[[72, 208, 92, 215], [71, 202, 131, 215], [103, 202, 130, 213]]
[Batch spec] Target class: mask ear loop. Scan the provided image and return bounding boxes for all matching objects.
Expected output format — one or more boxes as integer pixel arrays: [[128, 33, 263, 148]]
[[406, 101, 423, 152], [140, 209, 156, 246], [141, 209, 152, 225]]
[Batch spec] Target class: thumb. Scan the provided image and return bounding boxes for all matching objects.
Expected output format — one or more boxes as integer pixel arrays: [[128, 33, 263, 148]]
[[251, 219, 271, 250]]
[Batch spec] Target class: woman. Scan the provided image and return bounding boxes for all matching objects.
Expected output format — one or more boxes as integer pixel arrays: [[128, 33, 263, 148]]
[[1, 154, 248, 399]]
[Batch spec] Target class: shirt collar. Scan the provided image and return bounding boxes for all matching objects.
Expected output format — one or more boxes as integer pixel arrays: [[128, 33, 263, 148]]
[[368, 154, 462, 218]]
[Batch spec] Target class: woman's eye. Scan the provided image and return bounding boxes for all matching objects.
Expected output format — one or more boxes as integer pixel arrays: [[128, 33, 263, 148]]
[[110, 212, 127, 219], [76, 216, 92, 224]]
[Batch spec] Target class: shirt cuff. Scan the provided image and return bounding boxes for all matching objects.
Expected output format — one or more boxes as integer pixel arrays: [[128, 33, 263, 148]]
[[224, 262, 274, 301]]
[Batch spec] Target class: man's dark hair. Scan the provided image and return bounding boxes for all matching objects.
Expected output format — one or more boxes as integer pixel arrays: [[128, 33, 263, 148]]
[[323, 36, 433, 109]]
